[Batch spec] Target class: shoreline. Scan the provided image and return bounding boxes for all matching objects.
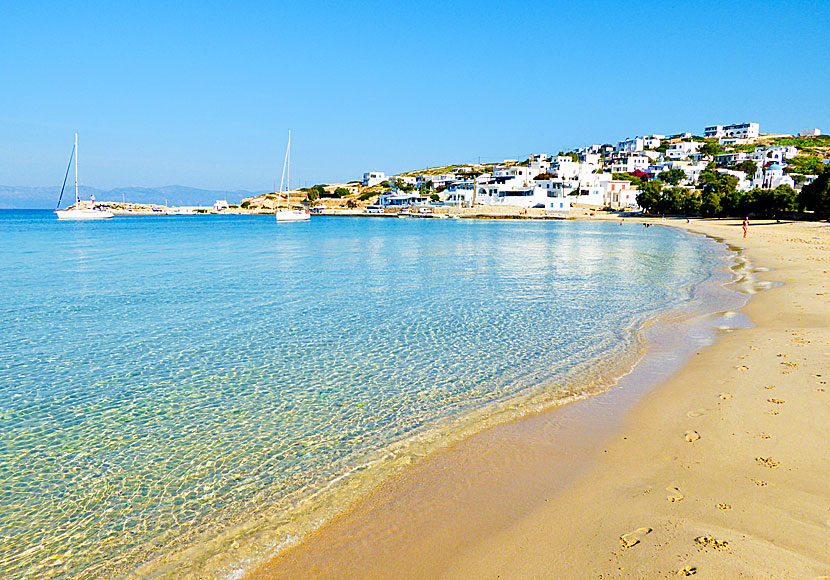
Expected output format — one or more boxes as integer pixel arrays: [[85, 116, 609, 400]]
[[128, 222, 732, 580], [238, 218, 821, 580]]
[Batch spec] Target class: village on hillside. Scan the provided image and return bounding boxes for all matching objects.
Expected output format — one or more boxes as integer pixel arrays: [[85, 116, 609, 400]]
[[233, 122, 828, 219]]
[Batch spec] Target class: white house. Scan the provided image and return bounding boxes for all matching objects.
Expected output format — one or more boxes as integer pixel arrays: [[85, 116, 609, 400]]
[[377, 192, 430, 207], [416, 174, 456, 190], [616, 135, 662, 154], [213, 199, 229, 211], [443, 181, 475, 207], [610, 155, 650, 174], [362, 171, 387, 187], [799, 128, 821, 137], [603, 180, 638, 209], [666, 141, 704, 160], [750, 146, 798, 165], [705, 122, 760, 140]]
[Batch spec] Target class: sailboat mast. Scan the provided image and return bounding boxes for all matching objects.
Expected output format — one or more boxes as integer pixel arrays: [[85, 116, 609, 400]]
[[286, 130, 291, 208], [74, 132, 79, 204]]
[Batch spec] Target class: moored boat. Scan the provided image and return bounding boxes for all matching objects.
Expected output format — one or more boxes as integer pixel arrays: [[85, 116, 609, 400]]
[[55, 133, 114, 220]]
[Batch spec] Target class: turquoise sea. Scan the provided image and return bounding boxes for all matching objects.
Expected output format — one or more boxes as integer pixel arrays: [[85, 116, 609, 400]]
[[0, 211, 733, 579]]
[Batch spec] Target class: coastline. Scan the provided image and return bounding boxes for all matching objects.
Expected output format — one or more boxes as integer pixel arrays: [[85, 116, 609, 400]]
[[240, 217, 830, 579]]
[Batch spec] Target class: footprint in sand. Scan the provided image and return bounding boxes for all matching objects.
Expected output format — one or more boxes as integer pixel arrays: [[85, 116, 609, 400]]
[[719, 393, 733, 400], [677, 566, 698, 576], [736, 365, 749, 372], [753, 479, 767, 486], [684, 430, 701, 442], [767, 398, 785, 405], [781, 361, 798, 374], [768, 410, 780, 415], [620, 527, 652, 548], [764, 385, 776, 390], [686, 409, 707, 418], [695, 536, 729, 550], [717, 503, 732, 510], [756, 456, 780, 469], [667, 487, 684, 502], [760, 433, 771, 439]]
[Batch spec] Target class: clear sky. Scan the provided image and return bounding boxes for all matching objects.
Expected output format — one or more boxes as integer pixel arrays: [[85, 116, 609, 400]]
[[1, 0, 828, 190]]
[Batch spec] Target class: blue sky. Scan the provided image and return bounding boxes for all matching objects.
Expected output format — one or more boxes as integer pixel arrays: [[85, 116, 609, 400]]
[[1, 0, 828, 190]]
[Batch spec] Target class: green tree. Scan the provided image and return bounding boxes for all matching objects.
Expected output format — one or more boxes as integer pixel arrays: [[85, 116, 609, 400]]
[[657, 168, 685, 185], [635, 180, 662, 213], [678, 189, 701, 216], [429, 193, 440, 202], [701, 140, 722, 158], [333, 187, 350, 197], [735, 160, 757, 177], [798, 167, 830, 218], [698, 170, 738, 217], [754, 185, 797, 218]]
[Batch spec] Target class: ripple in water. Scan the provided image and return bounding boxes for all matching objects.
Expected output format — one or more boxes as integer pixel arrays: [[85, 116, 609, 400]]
[[0, 212, 729, 578]]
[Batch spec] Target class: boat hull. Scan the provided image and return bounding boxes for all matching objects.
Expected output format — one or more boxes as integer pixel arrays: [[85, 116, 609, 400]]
[[276, 210, 310, 222], [56, 209, 114, 220]]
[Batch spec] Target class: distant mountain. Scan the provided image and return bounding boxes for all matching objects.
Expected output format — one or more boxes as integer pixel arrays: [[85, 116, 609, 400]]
[[0, 185, 266, 209]]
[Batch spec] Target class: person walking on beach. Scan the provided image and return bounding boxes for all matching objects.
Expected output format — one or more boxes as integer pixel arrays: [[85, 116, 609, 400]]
[[742, 217, 748, 238]]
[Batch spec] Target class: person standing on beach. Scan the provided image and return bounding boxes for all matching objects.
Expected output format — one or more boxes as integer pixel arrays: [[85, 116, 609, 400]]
[[743, 217, 748, 238]]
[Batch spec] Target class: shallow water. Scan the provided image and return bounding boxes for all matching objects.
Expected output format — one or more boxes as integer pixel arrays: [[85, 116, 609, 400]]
[[0, 212, 728, 579]]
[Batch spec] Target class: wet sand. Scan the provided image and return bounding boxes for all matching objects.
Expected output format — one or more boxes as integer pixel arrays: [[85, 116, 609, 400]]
[[245, 218, 830, 580]]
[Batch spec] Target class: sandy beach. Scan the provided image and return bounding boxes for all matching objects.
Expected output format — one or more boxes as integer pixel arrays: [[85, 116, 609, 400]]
[[245, 217, 830, 580]]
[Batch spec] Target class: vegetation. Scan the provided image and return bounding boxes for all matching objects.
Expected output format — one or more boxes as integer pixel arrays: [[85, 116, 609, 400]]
[[304, 184, 325, 202], [358, 191, 376, 201], [240, 200, 250, 209], [637, 165, 804, 219], [612, 171, 648, 187], [533, 172, 555, 180], [429, 193, 440, 202], [734, 160, 757, 177], [785, 156, 826, 176], [700, 140, 722, 158], [657, 168, 686, 185], [798, 165, 830, 218], [394, 179, 414, 192]]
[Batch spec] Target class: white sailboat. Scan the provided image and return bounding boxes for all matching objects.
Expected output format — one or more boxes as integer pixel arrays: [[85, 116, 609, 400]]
[[275, 131, 310, 222], [56, 133, 114, 220]]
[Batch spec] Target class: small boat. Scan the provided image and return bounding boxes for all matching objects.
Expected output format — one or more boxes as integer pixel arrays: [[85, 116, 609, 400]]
[[275, 131, 310, 223], [56, 133, 114, 220]]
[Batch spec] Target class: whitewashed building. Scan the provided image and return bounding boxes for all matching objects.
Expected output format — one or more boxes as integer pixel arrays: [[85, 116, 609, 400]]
[[753, 164, 795, 190], [377, 192, 430, 207], [705, 122, 760, 140], [750, 146, 799, 165], [610, 155, 650, 174], [666, 141, 704, 160], [362, 171, 387, 187]]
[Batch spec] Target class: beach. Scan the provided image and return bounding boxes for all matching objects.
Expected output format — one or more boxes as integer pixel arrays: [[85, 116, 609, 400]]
[[246, 218, 830, 579]]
